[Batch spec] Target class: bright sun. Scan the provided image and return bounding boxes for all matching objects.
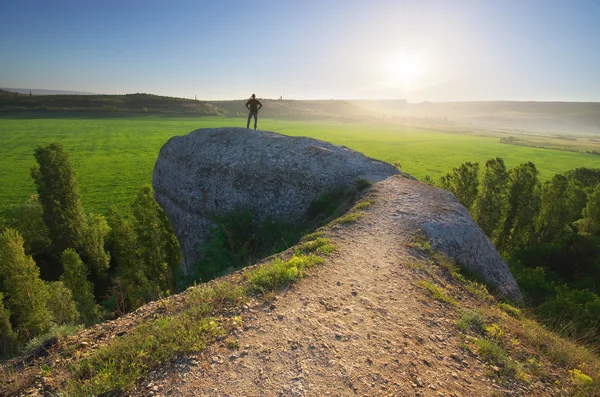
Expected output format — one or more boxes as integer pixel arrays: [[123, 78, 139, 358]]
[[386, 54, 428, 87]]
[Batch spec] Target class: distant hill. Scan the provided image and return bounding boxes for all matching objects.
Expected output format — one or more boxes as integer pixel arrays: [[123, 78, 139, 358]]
[[0, 89, 23, 96], [1, 88, 96, 95], [0, 93, 372, 120], [1, 91, 599, 134], [350, 100, 600, 135]]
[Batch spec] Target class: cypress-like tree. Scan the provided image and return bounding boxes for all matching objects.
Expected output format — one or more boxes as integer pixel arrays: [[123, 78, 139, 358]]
[[81, 213, 111, 284], [60, 249, 99, 325], [536, 174, 571, 244], [0, 229, 51, 337], [1, 194, 50, 257], [580, 184, 600, 235], [31, 143, 86, 256], [496, 162, 540, 252], [566, 178, 588, 223], [45, 281, 79, 325], [108, 206, 154, 310], [565, 168, 600, 189], [0, 292, 17, 357], [439, 161, 480, 210], [132, 185, 182, 294], [472, 158, 509, 239]]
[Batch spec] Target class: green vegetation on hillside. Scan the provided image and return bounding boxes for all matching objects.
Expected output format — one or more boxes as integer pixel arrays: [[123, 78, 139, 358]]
[[434, 160, 600, 342], [53, 234, 335, 396], [0, 142, 365, 359], [1, 111, 599, 374], [0, 143, 185, 357], [411, 238, 600, 395]]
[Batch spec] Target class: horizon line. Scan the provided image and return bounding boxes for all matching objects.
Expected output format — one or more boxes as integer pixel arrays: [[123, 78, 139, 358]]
[[2, 88, 599, 104]]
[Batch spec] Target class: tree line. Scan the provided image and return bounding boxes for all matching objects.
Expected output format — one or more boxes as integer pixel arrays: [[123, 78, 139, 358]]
[[428, 160, 600, 339], [0, 143, 181, 357], [0, 141, 357, 359]]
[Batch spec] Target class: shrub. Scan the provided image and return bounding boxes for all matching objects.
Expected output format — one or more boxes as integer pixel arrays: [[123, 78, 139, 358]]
[[193, 208, 303, 284], [307, 188, 348, 219], [498, 303, 523, 319], [354, 178, 372, 190], [333, 212, 363, 225], [486, 323, 505, 341], [570, 368, 593, 386], [22, 323, 82, 356], [457, 310, 486, 334], [352, 200, 372, 211], [45, 281, 79, 325], [538, 285, 600, 336], [187, 281, 246, 309], [295, 237, 335, 255], [474, 339, 523, 379], [249, 255, 323, 293]]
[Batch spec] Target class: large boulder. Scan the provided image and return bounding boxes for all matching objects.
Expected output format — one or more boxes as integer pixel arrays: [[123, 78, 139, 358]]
[[153, 127, 399, 272], [381, 176, 522, 300]]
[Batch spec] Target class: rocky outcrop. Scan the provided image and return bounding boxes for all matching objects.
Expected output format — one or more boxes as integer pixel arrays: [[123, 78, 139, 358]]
[[153, 127, 521, 299], [383, 176, 522, 300], [153, 127, 399, 272]]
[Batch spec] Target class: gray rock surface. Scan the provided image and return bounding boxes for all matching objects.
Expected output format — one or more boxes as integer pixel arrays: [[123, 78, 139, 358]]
[[383, 176, 522, 300], [153, 127, 399, 272]]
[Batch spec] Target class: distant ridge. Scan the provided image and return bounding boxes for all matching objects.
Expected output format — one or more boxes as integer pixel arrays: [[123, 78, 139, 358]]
[[1, 88, 97, 95], [0, 92, 371, 120], [0, 91, 599, 134]]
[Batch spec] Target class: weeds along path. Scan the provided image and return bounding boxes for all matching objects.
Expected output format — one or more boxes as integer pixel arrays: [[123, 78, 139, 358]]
[[131, 176, 529, 397]]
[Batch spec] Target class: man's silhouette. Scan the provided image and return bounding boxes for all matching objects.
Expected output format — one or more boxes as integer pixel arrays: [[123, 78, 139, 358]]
[[246, 94, 262, 129]]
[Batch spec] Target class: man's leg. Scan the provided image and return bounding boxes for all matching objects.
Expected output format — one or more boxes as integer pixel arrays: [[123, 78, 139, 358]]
[[247, 112, 252, 128], [253, 113, 258, 129]]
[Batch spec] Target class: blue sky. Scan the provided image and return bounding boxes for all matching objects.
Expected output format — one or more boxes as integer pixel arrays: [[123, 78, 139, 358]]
[[1, 0, 599, 101]]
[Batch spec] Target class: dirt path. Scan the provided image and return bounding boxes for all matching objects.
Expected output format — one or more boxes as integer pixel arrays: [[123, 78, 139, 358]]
[[130, 177, 536, 397]]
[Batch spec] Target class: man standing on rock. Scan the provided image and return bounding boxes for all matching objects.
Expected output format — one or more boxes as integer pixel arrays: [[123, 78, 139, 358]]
[[246, 94, 262, 129]]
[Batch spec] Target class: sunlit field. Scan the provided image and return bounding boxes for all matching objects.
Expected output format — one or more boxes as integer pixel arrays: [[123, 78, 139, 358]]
[[1, 115, 598, 214]]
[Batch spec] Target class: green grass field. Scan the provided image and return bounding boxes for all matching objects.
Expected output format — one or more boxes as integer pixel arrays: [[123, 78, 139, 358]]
[[1, 115, 598, 215]]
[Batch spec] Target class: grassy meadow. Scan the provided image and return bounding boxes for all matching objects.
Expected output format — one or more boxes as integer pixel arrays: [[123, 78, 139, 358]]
[[1, 115, 598, 215]]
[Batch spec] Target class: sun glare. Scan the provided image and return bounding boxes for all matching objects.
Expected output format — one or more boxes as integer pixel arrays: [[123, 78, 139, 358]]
[[386, 54, 429, 87]]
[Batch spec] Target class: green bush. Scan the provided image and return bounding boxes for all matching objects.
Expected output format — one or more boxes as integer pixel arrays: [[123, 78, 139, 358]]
[[333, 212, 363, 224], [538, 285, 600, 336], [22, 323, 82, 356], [295, 237, 335, 255], [193, 208, 304, 284], [187, 281, 246, 309], [249, 255, 323, 293], [474, 339, 523, 378], [307, 188, 347, 219], [45, 281, 79, 325], [457, 310, 487, 334], [509, 262, 555, 305], [498, 303, 523, 319]]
